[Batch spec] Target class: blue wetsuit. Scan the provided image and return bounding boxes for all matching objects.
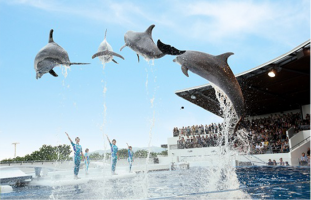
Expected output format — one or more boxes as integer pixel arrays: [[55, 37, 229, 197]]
[[84, 152, 90, 173], [110, 143, 118, 172], [71, 142, 82, 176], [128, 149, 134, 172]]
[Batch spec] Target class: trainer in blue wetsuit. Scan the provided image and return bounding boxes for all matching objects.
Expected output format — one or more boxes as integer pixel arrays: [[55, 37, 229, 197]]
[[65, 132, 84, 179], [126, 143, 134, 173], [106, 135, 119, 175], [84, 148, 90, 174]]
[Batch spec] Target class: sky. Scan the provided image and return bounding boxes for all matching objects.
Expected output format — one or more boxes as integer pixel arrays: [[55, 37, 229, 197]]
[[0, 0, 310, 160]]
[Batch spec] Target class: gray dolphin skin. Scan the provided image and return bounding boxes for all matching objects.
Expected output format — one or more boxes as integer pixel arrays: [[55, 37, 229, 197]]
[[157, 40, 245, 122], [120, 25, 165, 62], [92, 29, 124, 64], [34, 29, 89, 79]]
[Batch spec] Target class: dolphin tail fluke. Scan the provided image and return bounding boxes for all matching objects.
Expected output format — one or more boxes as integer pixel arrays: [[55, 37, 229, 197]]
[[49, 29, 54, 43], [69, 63, 90, 65], [120, 44, 127, 51], [233, 116, 243, 134], [216, 52, 234, 64], [49, 69, 58, 77], [92, 50, 125, 60], [157, 40, 186, 55]]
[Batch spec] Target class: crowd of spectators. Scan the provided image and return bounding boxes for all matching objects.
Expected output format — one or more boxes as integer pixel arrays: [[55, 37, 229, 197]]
[[266, 147, 310, 166], [174, 123, 224, 149], [267, 158, 289, 166], [174, 112, 310, 155], [173, 123, 223, 137]]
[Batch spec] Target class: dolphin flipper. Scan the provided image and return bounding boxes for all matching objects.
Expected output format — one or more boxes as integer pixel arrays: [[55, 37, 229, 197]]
[[49, 69, 58, 77], [68, 63, 90, 65], [157, 40, 186, 55], [112, 59, 118, 64], [92, 50, 125, 60], [181, 65, 189, 77], [137, 54, 140, 62], [120, 44, 127, 51]]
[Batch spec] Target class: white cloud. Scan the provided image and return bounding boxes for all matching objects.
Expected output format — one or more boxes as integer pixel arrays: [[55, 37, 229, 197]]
[[4, 0, 309, 46], [174, 0, 310, 45]]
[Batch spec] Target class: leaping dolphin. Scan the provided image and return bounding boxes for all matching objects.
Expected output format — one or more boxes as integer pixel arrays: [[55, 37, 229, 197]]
[[92, 29, 124, 64], [34, 29, 89, 79], [157, 40, 245, 123], [120, 25, 168, 62]]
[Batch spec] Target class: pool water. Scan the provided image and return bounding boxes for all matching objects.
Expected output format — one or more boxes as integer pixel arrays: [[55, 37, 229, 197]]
[[1, 166, 310, 199]]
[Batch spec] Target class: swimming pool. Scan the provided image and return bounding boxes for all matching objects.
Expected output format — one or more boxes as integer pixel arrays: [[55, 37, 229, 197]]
[[1, 166, 309, 199]]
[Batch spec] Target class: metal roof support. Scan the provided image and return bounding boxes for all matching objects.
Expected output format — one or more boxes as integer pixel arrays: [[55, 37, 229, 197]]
[[278, 67, 310, 76], [199, 92, 220, 106]]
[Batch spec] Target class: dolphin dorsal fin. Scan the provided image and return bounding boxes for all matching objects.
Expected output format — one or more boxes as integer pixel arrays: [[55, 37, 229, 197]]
[[216, 52, 234, 64], [104, 29, 107, 40], [49, 29, 54, 43], [145, 24, 155, 38]]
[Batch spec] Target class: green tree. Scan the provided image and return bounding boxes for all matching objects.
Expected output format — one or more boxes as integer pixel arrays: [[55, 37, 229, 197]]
[[158, 150, 168, 156], [118, 148, 128, 159], [0, 144, 72, 162], [134, 150, 157, 158], [89, 152, 104, 160]]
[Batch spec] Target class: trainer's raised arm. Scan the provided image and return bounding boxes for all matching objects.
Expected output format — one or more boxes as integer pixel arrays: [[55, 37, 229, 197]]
[[65, 132, 73, 143], [106, 135, 111, 144]]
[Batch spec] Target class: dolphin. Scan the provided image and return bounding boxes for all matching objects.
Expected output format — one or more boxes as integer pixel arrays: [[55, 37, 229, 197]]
[[120, 25, 169, 62], [34, 29, 89, 79], [92, 29, 124, 64], [157, 40, 245, 123]]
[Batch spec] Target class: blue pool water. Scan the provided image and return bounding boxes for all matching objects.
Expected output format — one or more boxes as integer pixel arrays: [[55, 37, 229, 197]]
[[1, 166, 310, 199]]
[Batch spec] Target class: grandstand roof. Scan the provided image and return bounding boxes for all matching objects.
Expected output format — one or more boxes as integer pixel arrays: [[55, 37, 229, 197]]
[[176, 40, 310, 117]]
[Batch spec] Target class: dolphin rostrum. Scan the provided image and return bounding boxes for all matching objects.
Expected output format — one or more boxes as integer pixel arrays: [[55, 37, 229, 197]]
[[157, 40, 245, 123], [92, 29, 124, 64], [120, 25, 166, 62], [34, 29, 89, 79]]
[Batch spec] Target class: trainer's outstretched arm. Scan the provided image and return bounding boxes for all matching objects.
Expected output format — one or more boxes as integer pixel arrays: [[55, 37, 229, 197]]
[[65, 132, 73, 143]]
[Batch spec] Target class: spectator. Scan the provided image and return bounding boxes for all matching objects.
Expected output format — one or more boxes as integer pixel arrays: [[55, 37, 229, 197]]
[[300, 152, 308, 166], [307, 147, 310, 157], [273, 160, 277, 166], [279, 158, 285, 166], [191, 125, 195, 136], [267, 159, 273, 165], [264, 139, 269, 150], [185, 136, 191, 149], [180, 137, 186, 149], [285, 161, 289, 166]]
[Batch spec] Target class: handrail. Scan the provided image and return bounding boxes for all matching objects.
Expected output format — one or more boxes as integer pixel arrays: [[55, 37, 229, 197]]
[[290, 136, 310, 151], [0, 157, 157, 165], [241, 155, 254, 165], [247, 154, 266, 164]]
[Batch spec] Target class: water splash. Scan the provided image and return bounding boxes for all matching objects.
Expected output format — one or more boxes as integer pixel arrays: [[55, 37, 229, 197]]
[[141, 61, 158, 199], [61, 65, 71, 79], [204, 83, 251, 198], [102, 82, 108, 168]]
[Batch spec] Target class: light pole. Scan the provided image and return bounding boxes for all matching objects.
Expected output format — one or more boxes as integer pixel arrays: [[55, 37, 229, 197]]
[[12, 142, 19, 158]]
